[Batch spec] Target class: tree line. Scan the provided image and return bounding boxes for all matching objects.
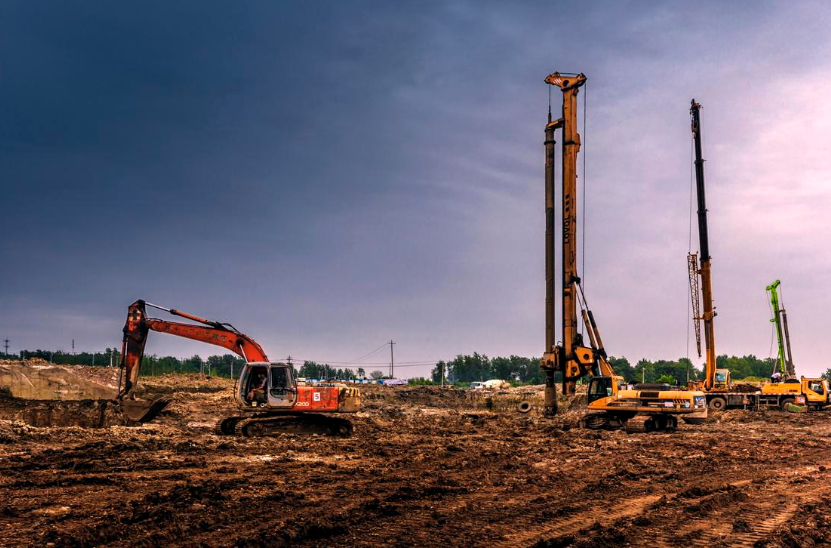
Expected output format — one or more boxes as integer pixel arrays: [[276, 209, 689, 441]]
[[11, 349, 827, 385], [430, 353, 547, 384], [16, 349, 247, 378], [296, 361, 375, 380], [12, 351, 381, 380], [427, 353, 793, 386]]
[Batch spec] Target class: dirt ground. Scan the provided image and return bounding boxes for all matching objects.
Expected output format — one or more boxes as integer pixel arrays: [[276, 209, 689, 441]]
[[1, 365, 831, 547]]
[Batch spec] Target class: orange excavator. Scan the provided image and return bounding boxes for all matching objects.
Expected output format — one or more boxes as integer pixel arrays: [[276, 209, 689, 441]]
[[118, 299, 360, 436]]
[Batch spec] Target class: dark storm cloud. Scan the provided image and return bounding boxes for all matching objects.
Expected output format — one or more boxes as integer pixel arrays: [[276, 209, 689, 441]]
[[2, 1, 831, 376]]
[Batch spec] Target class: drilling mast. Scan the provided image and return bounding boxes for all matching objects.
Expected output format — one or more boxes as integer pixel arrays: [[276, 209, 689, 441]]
[[539, 75, 709, 426], [766, 280, 795, 378], [689, 99, 717, 391], [542, 72, 602, 413]]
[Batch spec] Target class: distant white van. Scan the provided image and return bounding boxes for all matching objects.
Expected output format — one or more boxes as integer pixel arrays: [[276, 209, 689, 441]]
[[469, 380, 509, 390]]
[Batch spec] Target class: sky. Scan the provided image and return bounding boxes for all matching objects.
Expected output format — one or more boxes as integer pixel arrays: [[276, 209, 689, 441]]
[[2, 1, 831, 378]]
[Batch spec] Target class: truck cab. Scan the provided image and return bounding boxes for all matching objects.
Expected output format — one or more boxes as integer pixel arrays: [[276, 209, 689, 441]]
[[802, 377, 830, 409], [713, 369, 732, 391], [759, 376, 829, 410]]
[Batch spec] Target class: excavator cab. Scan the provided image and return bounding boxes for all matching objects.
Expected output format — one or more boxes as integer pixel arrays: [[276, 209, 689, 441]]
[[238, 362, 297, 409], [588, 375, 624, 403], [587, 377, 614, 404]]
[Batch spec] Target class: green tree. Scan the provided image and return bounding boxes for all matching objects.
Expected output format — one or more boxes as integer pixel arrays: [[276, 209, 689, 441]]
[[447, 353, 490, 383], [608, 356, 634, 381], [298, 361, 323, 378], [431, 361, 447, 383], [633, 359, 655, 383], [490, 356, 514, 380], [519, 357, 546, 384], [408, 377, 434, 385]]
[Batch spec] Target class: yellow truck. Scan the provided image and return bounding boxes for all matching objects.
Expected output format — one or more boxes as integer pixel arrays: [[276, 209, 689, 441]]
[[703, 369, 830, 411], [760, 377, 831, 411]]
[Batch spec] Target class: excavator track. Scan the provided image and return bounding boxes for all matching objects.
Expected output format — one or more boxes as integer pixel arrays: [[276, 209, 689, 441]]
[[624, 414, 678, 433], [578, 412, 611, 430], [625, 415, 651, 433], [217, 413, 353, 438]]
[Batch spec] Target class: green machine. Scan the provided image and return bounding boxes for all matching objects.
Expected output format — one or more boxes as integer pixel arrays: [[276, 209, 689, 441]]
[[766, 280, 795, 379]]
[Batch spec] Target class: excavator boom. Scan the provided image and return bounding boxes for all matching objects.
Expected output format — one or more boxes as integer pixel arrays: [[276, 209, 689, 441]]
[[118, 299, 267, 398]]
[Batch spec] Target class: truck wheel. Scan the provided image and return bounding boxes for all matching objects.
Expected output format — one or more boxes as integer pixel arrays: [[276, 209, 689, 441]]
[[780, 398, 794, 411], [517, 401, 532, 414], [708, 397, 727, 411]]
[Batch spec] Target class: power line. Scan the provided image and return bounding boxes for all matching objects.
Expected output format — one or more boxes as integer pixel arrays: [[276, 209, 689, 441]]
[[345, 342, 390, 364]]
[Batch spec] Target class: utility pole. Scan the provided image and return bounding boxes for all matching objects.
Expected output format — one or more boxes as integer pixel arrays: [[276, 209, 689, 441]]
[[389, 340, 395, 378], [440, 362, 445, 388], [3, 339, 8, 356], [72, 339, 75, 355]]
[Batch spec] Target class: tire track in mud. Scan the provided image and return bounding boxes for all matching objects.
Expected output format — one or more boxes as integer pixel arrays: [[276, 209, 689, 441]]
[[520, 462, 831, 548], [647, 464, 831, 547], [497, 494, 664, 547]]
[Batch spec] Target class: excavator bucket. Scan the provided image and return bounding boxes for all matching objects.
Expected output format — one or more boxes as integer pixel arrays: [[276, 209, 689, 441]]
[[0, 392, 172, 428], [119, 397, 172, 423]]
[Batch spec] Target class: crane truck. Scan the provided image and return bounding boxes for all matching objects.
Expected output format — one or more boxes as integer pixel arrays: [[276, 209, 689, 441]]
[[119, 299, 360, 436], [541, 72, 707, 432], [758, 280, 830, 409], [685, 102, 829, 411]]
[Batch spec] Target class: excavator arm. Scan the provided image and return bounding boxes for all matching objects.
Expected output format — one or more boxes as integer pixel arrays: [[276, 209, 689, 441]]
[[118, 299, 268, 399]]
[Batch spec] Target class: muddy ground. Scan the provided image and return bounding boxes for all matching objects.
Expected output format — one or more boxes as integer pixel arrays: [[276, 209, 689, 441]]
[[1, 365, 831, 547]]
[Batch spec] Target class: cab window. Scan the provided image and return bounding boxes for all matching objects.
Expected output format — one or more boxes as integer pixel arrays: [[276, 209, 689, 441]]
[[588, 378, 613, 403], [715, 371, 727, 383], [271, 367, 290, 390]]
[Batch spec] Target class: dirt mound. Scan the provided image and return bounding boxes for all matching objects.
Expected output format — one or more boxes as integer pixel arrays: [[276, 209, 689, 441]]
[[0, 361, 117, 400], [361, 385, 471, 408]]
